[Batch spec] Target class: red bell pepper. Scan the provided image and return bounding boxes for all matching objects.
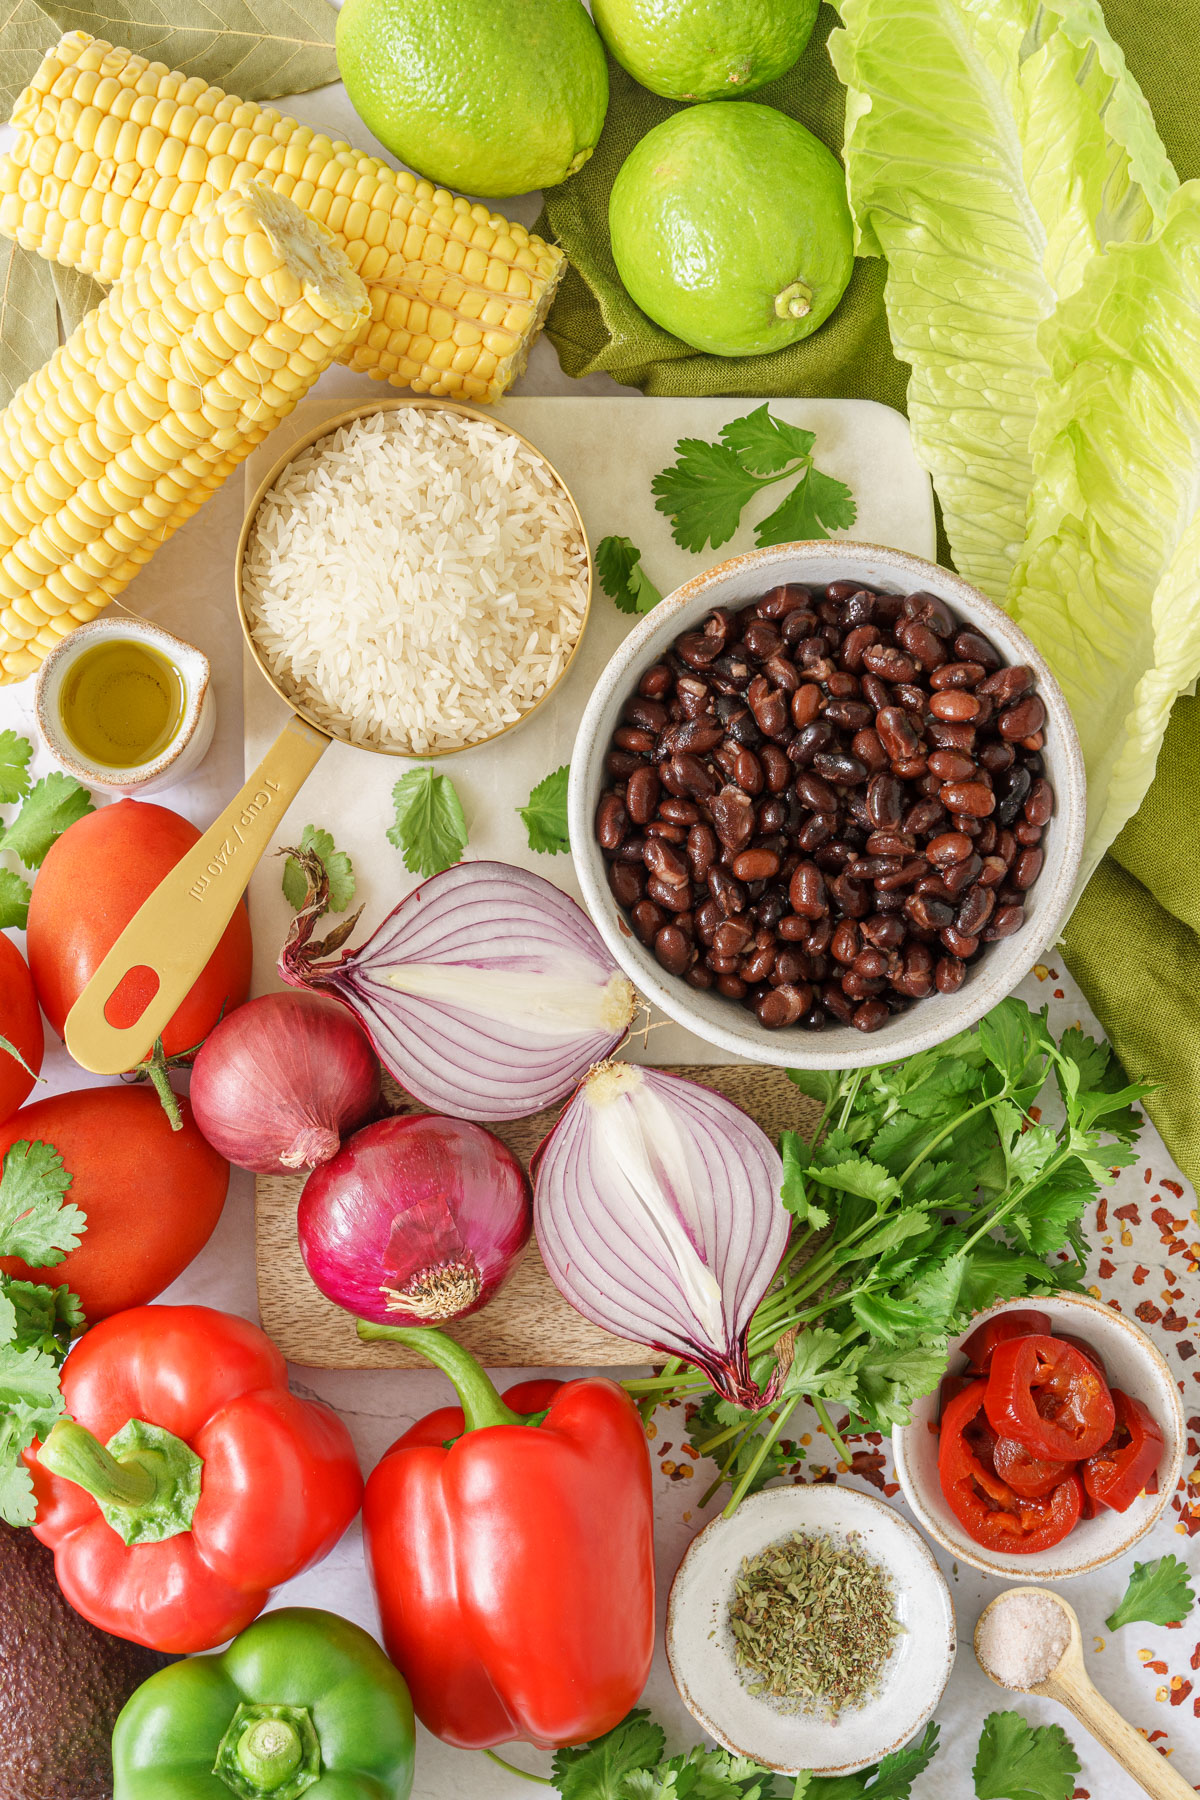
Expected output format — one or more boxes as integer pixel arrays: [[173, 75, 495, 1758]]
[[984, 1332, 1115, 1462], [360, 1324, 655, 1750], [27, 1305, 362, 1653], [1083, 1388, 1164, 1512], [938, 1378, 1083, 1554]]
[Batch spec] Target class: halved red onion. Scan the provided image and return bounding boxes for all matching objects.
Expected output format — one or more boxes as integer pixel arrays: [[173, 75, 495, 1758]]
[[279, 861, 637, 1122], [533, 1062, 789, 1408]]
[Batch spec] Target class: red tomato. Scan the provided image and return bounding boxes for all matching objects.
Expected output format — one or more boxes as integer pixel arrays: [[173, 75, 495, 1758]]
[[1083, 1389, 1164, 1513], [27, 800, 252, 1059], [961, 1309, 1052, 1374], [0, 932, 43, 1122], [0, 1086, 229, 1320], [984, 1334, 1115, 1462], [938, 1379, 1083, 1554], [993, 1435, 1074, 1498]]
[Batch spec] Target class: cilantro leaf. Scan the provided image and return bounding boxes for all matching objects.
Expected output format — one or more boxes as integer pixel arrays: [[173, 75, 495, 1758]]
[[552, 1709, 666, 1800], [0, 1339, 63, 1411], [852, 1340, 947, 1429], [787, 1067, 844, 1109], [5, 1279, 81, 1360], [780, 1131, 830, 1230], [0, 1141, 83, 1267], [0, 729, 32, 803], [387, 767, 468, 878], [282, 824, 356, 916], [0, 771, 93, 868], [815, 1722, 940, 1799], [1106, 1555, 1196, 1631], [519, 764, 570, 855], [0, 1033, 40, 1083], [652, 437, 765, 553], [780, 1326, 864, 1411], [973, 1712, 1080, 1800], [808, 1156, 900, 1209], [0, 867, 30, 929], [719, 404, 815, 475], [755, 464, 858, 547], [595, 536, 664, 615], [0, 1439, 37, 1526]]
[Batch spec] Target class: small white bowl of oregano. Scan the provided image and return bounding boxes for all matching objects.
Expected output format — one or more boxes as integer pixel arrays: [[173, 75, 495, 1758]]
[[666, 1483, 955, 1777]]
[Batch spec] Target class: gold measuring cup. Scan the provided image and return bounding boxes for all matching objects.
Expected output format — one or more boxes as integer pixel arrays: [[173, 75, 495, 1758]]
[[64, 398, 592, 1076]]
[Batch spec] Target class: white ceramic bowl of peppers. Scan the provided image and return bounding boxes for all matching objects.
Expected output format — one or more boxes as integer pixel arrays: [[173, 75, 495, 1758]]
[[892, 1293, 1185, 1580], [570, 541, 1085, 1069]]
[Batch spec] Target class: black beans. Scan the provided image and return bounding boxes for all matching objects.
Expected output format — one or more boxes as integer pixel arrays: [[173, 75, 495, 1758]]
[[595, 584, 1054, 1031]]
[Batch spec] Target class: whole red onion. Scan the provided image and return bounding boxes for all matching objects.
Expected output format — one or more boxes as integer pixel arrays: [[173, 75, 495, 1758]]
[[298, 1113, 532, 1325], [190, 991, 381, 1173]]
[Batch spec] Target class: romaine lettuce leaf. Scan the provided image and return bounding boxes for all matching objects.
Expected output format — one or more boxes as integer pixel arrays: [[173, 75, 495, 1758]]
[[829, 0, 1176, 602], [1008, 182, 1200, 892]]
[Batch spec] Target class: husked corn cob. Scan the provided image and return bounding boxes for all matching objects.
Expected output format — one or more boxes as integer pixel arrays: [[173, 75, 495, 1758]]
[[0, 180, 368, 682], [1, 32, 566, 403]]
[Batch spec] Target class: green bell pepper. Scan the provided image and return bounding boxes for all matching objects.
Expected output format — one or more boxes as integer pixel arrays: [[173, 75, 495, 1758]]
[[112, 1607, 415, 1800]]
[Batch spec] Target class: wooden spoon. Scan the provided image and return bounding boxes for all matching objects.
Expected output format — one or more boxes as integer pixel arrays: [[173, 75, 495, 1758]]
[[975, 1587, 1195, 1800]]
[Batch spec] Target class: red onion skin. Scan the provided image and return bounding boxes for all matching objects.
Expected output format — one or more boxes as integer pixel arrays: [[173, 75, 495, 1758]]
[[190, 991, 381, 1174], [298, 1113, 532, 1326]]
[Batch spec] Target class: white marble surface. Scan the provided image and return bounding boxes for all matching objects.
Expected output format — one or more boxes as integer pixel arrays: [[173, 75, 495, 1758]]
[[0, 72, 1197, 1800]]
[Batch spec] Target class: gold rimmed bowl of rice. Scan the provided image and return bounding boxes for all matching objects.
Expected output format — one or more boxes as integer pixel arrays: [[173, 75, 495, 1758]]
[[237, 399, 592, 757]]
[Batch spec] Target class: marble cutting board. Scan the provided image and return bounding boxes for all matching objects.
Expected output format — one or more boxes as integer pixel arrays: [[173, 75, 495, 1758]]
[[242, 395, 934, 1366]]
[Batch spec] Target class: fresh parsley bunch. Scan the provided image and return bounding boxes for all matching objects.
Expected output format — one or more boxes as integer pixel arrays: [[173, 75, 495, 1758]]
[[0, 1140, 86, 1526], [635, 999, 1146, 1511], [550, 1710, 938, 1799]]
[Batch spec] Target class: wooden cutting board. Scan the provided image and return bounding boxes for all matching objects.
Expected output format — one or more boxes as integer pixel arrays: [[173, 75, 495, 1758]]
[[255, 1067, 822, 1368]]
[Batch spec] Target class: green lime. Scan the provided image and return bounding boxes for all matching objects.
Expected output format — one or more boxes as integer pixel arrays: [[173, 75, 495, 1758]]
[[608, 102, 854, 357], [335, 0, 609, 198], [592, 0, 819, 102]]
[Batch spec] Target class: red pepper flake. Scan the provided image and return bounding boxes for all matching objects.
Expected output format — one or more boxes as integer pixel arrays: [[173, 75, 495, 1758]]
[[1144, 1169, 1154, 1185], [1178, 1341, 1196, 1361], [1098, 1257, 1116, 1280], [849, 1448, 887, 1491], [1146, 1660, 1170, 1675], [679, 1443, 699, 1461], [1116, 1202, 1142, 1224], [1161, 1310, 1189, 1333], [1053, 988, 1064, 999], [865, 1431, 883, 1446], [1170, 1679, 1193, 1706], [1164, 1179, 1185, 1198], [883, 1482, 900, 1498], [1072, 1789, 1090, 1798], [1134, 1265, 1151, 1285], [1137, 1301, 1165, 1325], [1097, 1198, 1109, 1231], [1191, 1642, 1200, 1671], [1029, 1105, 1042, 1123]]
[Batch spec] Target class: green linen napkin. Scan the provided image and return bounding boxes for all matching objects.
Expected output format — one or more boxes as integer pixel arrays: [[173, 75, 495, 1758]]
[[535, 0, 1200, 1188]]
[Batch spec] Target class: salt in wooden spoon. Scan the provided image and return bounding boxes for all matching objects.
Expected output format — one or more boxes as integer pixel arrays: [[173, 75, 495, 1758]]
[[975, 1587, 1195, 1800]]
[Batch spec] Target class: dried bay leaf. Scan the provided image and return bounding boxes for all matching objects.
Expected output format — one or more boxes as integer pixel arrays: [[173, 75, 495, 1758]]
[[38, 0, 339, 99], [0, 239, 57, 407], [51, 263, 107, 334]]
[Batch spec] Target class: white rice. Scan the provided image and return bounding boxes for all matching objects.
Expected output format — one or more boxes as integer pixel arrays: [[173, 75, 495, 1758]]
[[241, 408, 589, 754]]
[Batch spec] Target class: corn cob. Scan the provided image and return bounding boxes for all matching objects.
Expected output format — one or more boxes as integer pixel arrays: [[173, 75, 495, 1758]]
[[1, 32, 566, 404], [0, 180, 368, 682]]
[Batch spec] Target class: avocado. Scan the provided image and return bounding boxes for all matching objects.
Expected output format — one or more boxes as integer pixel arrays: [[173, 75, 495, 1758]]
[[0, 1522, 174, 1800]]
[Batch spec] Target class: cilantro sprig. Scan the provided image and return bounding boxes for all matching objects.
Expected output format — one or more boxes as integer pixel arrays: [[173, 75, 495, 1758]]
[[282, 824, 356, 917], [973, 1712, 1080, 1800], [519, 765, 570, 855], [0, 1139, 85, 1526], [652, 406, 857, 554], [549, 1710, 938, 1799], [634, 998, 1147, 1511], [595, 536, 664, 615], [1106, 1555, 1196, 1632], [388, 767, 468, 878], [0, 732, 93, 926]]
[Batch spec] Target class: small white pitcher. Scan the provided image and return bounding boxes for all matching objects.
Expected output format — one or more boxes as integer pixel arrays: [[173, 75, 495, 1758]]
[[35, 616, 216, 794]]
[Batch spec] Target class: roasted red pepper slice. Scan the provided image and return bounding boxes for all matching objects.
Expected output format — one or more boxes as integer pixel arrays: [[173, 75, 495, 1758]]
[[938, 1379, 1083, 1553], [984, 1333, 1115, 1462], [1054, 1330, 1108, 1384], [1083, 1389, 1164, 1513], [993, 1435, 1074, 1498], [961, 1310, 1052, 1374]]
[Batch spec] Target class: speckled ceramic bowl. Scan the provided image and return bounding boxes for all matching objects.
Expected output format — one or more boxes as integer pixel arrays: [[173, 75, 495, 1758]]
[[569, 541, 1085, 1068], [892, 1293, 1185, 1580], [665, 1484, 955, 1777]]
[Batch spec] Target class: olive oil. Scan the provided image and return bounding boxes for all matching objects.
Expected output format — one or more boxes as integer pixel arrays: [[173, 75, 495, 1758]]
[[59, 638, 185, 768]]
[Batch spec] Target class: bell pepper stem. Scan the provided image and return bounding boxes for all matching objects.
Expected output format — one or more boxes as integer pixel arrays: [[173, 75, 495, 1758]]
[[356, 1322, 525, 1431], [237, 1717, 304, 1788], [37, 1416, 202, 1545]]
